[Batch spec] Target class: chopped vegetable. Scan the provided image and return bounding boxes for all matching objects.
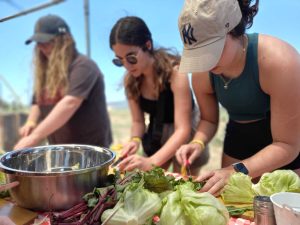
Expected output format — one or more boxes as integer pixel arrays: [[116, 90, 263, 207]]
[[226, 205, 253, 217]]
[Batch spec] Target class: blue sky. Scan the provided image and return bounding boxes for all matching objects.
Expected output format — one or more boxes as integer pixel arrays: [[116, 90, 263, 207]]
[[0, 0, 300, 105]]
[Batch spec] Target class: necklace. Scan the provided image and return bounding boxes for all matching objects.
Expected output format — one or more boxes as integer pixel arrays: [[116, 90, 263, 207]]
[[220, 75, 232, 89], [220, 35, 248, 90]]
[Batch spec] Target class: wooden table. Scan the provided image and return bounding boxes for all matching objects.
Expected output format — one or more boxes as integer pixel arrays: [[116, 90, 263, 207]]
[[0, 199, 37, 225]]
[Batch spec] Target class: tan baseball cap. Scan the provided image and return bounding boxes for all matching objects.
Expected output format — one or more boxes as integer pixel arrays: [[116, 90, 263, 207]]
[[178, 0, 242, 73]]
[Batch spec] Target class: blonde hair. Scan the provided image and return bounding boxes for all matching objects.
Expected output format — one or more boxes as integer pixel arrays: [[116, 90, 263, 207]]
[[33, 34, 77, 100], [124, 48, 180, 100]]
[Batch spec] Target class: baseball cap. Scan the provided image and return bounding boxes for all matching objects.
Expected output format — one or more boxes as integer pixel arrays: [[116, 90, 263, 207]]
[[25, 14, 70, 45], [178, 0, 242, 73]]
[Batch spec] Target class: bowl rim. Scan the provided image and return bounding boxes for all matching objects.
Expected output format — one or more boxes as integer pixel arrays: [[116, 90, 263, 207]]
[[270, 192, 300, 209], [0, 144, 116, 176]]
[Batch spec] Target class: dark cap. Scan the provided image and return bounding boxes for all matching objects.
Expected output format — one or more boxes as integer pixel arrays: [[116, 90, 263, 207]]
[[25, 14, 70, 45]]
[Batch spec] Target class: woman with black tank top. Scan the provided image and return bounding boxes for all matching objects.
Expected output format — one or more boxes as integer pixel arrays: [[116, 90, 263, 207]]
[[109, 16, 209, 173], [176, 0, 300, 195]]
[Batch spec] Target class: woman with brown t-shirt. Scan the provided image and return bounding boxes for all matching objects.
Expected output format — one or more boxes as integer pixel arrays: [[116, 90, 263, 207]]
[[14, 14, 112, 149]]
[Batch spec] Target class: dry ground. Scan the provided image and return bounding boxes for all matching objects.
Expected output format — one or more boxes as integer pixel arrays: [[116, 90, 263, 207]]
[[108, 106, 229, 175]]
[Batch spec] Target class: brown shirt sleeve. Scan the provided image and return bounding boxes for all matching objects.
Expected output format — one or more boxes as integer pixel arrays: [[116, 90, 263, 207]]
[[67, 55, 99, 99]]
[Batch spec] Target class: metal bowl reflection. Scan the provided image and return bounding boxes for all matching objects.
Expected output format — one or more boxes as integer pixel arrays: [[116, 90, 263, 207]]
[[0, 144, 115, 211]]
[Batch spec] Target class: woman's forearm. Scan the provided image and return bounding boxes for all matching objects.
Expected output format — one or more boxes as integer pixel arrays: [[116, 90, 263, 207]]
[[31, 95, 83, 140], [26, 104, 40, 124], [243, 142, 299, 178], [130, 121, 145, 138], [193, 119, 218, 145]]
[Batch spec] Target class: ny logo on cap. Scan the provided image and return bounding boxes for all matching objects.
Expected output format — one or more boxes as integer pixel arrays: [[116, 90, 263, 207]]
[[181, 23, 197, 45]]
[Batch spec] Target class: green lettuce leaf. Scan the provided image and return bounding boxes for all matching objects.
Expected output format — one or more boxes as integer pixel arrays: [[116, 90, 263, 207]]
[[252, 170, 300, 196], [0, 150, 9, 198], [221, 172, 256, 204], [101, 182, 161, 225], [160, 182, 229, 225]]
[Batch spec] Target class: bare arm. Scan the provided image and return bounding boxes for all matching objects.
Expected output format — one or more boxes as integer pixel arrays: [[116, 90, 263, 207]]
[[26, 104, 40, 123], [243, 34, 300, 177], [128, 98, 146, 139], [150, 71, 193, 166], [120, 97, 146, 157], [192, 72, 219, 145], [19, 104, 40, 137], [176, 72, 219, 165], [14, 95, 83, 149]]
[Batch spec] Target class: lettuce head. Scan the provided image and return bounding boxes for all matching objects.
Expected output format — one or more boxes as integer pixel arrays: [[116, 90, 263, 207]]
[[221, 172, 256, 204], [160, 182, 229, 225], [252, 170, 300, 196], [101, 182, 161, 225]]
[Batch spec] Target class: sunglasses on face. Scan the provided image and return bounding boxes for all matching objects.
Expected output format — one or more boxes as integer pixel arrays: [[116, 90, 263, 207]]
[[112, 50, 140, 67]]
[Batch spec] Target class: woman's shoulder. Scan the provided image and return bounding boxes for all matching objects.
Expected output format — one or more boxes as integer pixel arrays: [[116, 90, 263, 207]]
[[258, 34, 298, 57], [257, 33, 300, 93], [257, 33, 299, 70]]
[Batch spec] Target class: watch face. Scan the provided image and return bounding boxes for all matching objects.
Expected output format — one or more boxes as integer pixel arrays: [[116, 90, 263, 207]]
[[233, 162, 249, 175]]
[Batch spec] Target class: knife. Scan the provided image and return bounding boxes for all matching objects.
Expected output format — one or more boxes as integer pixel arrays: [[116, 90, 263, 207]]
[[111, 154, 127, 168], [181, 160, 192, 177]]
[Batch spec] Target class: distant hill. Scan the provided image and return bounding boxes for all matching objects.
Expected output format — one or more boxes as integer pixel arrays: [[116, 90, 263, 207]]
[[107, 100, 128, 109]]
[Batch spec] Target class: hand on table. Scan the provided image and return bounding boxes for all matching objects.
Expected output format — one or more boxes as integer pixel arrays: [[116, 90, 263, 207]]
[[195, 166, 235, 196], [118, 154, 153, 171]]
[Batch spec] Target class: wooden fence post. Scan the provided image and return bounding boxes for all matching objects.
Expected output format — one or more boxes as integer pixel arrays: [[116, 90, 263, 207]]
[[0, 113, 27, 151]]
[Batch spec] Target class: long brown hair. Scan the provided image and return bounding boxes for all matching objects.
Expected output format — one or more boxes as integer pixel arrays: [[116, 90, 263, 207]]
[[124, 48, 180, 100], [33, 34, 77, 100], [110, 16, 180, 100]]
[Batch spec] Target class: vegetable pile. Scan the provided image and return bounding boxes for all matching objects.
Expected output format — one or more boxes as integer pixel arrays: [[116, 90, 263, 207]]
[[50, 171, 135, 224], [49, 167, 229, 225]]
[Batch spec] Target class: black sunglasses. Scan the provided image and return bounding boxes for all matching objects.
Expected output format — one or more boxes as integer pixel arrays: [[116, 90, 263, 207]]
[[112, 51, 140, 67]]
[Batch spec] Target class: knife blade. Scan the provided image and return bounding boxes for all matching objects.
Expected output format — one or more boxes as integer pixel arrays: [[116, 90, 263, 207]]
[[186, 160, 192, 177], [181, 159, 192, 177], [111, 154, 127, 168]]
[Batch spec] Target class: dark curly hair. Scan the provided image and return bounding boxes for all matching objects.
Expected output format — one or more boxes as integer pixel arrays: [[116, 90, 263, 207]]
[[109, 16, 180, 100], [230, 0, 259, 37]]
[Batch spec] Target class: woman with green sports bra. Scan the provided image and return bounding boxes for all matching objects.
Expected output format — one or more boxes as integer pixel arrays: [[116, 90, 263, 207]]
[[176, 0, 300, 195]]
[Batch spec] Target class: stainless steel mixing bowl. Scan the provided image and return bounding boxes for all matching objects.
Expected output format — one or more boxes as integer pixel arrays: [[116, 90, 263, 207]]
[[0, 144, 115, 211]]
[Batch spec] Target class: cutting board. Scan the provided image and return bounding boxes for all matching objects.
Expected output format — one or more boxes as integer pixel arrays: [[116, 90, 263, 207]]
[[218, 198, 254, 220], [0, 199, 38, 225]]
